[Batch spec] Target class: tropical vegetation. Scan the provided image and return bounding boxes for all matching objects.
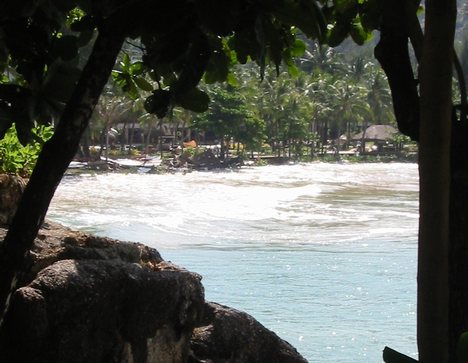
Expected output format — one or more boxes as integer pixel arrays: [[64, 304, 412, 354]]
[[0, 1, 466, 363], [90, 47, 402, 161], [0, 124, 53, 177]]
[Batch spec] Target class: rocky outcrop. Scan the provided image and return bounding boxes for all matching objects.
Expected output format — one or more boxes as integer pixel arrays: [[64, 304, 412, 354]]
[[1, 259, 204, 363], [189, 302, 308, 363], [0, 222, 308, 363], [0, 223, 204, 363], [0, 174, 26, 225]]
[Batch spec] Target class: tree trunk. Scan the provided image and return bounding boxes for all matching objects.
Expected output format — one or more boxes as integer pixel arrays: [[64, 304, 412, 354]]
[[121, 120, 128, 152], [361, 121, 367, 154], [145, 121, 153, 155], [80, 126, 92, 161], [322, 120, 328, 155], [129, 119, 136, 156], [374, 0, 420, 141], [105, 124, 110, 162], [417, 1, 456, 362], [159, 119, 164, 158], [0, 26, 124, 322], [449, 44, 468, 358]]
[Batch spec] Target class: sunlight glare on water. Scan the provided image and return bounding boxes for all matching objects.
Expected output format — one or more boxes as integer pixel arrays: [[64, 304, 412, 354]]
[[49, 162, 419, 362]]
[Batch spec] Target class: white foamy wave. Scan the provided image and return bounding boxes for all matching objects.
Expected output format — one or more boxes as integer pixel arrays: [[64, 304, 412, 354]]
[[49, 163, 419, 250]]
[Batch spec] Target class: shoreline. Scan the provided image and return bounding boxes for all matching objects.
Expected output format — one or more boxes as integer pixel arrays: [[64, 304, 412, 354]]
[[68, 152, 418, 175]]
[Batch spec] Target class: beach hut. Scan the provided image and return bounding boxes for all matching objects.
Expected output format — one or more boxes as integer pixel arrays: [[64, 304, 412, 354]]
[[352, 125, 398, 152]]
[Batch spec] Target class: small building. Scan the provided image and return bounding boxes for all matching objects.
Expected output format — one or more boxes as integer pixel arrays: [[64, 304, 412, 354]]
[[352, 125, 398, 153]]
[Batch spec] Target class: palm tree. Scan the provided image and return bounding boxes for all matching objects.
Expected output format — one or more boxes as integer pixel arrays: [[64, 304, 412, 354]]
[[329, 79, 371, 148], [365, 69, 395, 126], [91, 92, 133, 161], [298, 40, 346, 75]]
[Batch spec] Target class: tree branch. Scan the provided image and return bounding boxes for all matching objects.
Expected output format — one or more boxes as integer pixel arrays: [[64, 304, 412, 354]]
[[374, 0, 420, 141]]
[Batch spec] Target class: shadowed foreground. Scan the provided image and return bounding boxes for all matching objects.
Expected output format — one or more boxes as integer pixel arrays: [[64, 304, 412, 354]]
[[0, 222, 307, 363]]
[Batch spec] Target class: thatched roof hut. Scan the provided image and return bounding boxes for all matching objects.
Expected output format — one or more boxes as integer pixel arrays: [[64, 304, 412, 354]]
[[352, 125, 398, 141]]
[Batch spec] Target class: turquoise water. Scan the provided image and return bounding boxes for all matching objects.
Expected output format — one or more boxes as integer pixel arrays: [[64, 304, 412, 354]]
[[49, 162, 419, 362], [162, 246, 416, 362]]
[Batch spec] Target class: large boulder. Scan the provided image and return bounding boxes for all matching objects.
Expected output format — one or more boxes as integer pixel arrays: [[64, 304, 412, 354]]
[[1, 259, 204, 363], [189, 302, 308, 363], [0, 223, 204, 363]]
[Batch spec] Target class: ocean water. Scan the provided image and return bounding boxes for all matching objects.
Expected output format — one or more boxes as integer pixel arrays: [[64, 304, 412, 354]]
[[48, 162, 419, 362]]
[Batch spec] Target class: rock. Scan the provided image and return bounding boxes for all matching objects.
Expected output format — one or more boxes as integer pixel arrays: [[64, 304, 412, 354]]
[[25, 221, 165, 285], [0, 174, 26, 226], [189, 302, 308, 363], [191, 149, 221, 169], [1, 221, 165, 287], [0, 222, 308, 363], [0, 223, 204, 363], [1, 259, 204, 363]]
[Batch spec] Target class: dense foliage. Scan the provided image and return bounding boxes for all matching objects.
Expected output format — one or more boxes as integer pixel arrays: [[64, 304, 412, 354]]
[[94, 44, 397, 159], [0, 0, 384, 147], [191, 83, 265, 158], [0, 124, 53, 176]]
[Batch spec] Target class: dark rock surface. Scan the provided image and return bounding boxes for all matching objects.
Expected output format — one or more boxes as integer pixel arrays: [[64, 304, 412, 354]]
[[2, 259, 204, 363], [189, 302, 308, 363], [0, 222, 204, 363], [0, 222, 308, 363]]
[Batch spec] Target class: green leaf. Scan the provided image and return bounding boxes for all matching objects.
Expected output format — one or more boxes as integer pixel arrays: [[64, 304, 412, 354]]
[[287, 63, 299, 77], [175, 88, 210, 113], [226, 72, 239, 87], [129, 61, 145, 76], [134, 77, 153, 91], [126, 78, 140, 100], [349, 17, 373, 45], [291, 39, 306, 57], [0, 123, 52, 175], [120, 52, 131, 73], [112, 70, 122, 80]]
